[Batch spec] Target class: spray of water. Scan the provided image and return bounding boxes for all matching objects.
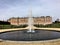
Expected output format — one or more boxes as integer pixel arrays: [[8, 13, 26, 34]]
[[27, 8, 35, 33]]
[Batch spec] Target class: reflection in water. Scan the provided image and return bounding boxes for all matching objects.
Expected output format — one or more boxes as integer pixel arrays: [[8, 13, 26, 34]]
[[0, 30, 60, 41]]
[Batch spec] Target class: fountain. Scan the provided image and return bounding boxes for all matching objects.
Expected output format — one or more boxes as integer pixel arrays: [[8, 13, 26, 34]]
[[0, 9, 60, 41], [27, 8, 35, 33]]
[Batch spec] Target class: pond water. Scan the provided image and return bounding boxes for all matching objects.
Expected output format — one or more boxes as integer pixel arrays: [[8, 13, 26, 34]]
[[0, 30, 60, 41]]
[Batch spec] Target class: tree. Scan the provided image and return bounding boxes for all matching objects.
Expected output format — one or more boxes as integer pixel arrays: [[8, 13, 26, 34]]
[[55, 19, 60, 23]]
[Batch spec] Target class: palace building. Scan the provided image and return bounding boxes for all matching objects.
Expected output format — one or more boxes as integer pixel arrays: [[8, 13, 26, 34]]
[[8, 16, 52, 25]]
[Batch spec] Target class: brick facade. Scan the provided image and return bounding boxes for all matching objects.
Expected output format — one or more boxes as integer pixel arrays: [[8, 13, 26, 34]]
[[8, 16, 52, 25]]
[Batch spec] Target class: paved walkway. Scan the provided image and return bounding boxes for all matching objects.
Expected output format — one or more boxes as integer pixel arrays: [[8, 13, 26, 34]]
[[0, 26, 60, 32]]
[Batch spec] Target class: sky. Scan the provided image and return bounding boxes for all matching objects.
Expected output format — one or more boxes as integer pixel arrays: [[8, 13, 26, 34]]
[[0, 0, 60, 21]]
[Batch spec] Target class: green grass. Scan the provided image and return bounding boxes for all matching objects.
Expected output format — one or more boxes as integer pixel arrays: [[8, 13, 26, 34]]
[[34, 23, 60, 28], [0, 24, 28, 29]]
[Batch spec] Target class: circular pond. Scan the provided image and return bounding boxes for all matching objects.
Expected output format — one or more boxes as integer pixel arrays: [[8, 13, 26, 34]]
[[0, 29, 60, 41]]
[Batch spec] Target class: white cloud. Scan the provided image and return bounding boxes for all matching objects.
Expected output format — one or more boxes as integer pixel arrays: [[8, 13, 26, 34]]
[[0, 0, 60, 21]]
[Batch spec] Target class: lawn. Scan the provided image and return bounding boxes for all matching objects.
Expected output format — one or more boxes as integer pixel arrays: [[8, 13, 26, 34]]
[[0, 24, 28, 29], [34, 23, 60, 28]]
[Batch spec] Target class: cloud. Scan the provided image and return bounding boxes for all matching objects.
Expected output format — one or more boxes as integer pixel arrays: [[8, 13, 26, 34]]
[[0, 0, 60, 21]]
